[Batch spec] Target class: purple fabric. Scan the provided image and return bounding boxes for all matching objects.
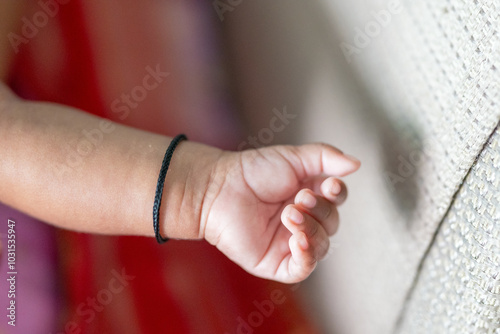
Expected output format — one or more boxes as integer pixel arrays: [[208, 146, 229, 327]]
[[0, 203, 59, 333]]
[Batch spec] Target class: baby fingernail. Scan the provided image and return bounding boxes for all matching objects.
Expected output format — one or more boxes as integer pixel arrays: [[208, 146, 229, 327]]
[[301, 193, 317, 208], [298, 233, 309, 250], [330, 181, 341, 195], [344, 154, 360, 164], [288, 207, 304, 224]]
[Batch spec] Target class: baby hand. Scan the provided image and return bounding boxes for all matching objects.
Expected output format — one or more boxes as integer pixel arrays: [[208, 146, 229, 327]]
[[200, 143, 360, 283]]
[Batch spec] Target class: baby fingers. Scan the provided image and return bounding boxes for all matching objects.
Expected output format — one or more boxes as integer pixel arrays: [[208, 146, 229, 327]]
[[320, 177, 348, 206], [281, 206, 331, 282], [281, 204, 331, 260], [294, 188, 340, 236]]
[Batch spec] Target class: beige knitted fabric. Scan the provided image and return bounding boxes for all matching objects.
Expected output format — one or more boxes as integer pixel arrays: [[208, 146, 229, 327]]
[[397, 126, 500, 333], [301, 0, 500, 331], [317, 0, 500, 332]]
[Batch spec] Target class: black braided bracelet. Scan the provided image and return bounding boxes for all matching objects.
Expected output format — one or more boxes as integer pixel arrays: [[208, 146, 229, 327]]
[[153, 134, 187, 244]]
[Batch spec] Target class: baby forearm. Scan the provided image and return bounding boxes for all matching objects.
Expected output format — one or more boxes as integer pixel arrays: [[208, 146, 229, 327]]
[[0, 84, 361, 283], [0, 88, 213, 239]]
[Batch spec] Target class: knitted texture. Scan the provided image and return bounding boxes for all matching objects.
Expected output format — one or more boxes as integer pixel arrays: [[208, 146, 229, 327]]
[[313, 0, 500, 332], [397, 127, 500, 333]]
